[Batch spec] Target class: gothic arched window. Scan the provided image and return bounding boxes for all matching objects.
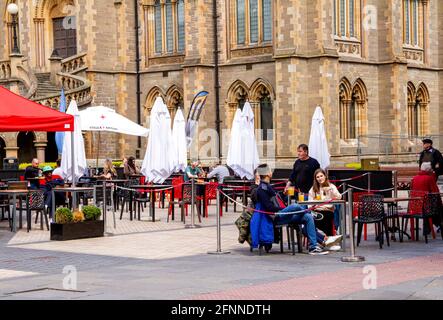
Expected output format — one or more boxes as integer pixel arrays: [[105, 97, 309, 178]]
[[152, 0, 185, 55], [334, 0, 360, 39], [235, 0, 272, 46]]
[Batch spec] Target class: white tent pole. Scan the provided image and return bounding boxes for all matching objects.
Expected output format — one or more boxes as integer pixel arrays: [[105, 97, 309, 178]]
[[70, 130, 77, 210], [71, 131, 76, 187]]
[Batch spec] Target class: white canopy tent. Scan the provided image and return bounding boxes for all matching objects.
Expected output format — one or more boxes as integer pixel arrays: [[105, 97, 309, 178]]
[[78, 105, 149, 169], [79, 106, 149, 137], [308, 106, 330, 169]]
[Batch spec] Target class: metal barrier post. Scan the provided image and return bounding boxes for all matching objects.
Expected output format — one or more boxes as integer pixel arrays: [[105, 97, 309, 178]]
[[340, 182, 347, 250], [341, 188, 365, 262], [103, 182, 106, 231], [185, 178, 201, 228], [208, 188, 230, 255], [368, 172, 371, 193]]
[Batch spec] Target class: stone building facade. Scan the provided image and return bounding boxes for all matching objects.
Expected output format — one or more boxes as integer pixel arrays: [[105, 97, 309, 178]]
[[0, 0, 442, 168]]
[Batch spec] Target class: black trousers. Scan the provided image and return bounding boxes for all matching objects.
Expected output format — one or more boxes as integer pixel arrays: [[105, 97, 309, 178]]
[[314, 210, 335, 236]]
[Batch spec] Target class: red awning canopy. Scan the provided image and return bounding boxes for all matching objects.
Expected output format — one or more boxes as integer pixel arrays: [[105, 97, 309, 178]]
[[0, 85, 74, 132]]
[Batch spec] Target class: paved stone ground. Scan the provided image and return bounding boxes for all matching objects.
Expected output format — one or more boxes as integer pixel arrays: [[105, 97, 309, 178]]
[[0, 200, 442, 300]]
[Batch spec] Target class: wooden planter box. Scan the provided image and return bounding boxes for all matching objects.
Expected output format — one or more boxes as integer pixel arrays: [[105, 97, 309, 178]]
[[50, 220, 104, 241]]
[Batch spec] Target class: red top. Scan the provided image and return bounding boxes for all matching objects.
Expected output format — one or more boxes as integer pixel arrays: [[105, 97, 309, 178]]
[[410, 171, 439, 194], [408, 171, 439, 214], [0, 86, 73, 132]]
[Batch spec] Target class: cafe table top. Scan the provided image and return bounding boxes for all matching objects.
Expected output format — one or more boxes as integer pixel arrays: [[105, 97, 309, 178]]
[[0, 189, 29, 195], [298, 199, 346, 205], [52, 186, 95, 192], [383, 197, 421, 203]]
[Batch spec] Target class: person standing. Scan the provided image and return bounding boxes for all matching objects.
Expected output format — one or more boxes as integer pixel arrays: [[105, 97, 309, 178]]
[[285, 144, 320, 196], [419, 139, 443, 180]]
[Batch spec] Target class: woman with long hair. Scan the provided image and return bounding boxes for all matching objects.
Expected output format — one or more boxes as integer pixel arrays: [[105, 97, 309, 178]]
[[308, 168, 341, 235], [124, 156, 138, 178], [101, 159, 117, 180]]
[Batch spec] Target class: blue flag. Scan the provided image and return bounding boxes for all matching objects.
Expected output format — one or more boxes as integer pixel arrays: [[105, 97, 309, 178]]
[[185, 91, 209, 148], [55, 88, 66, 155]]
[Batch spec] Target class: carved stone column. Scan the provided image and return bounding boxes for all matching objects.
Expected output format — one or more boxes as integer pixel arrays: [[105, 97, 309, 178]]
[[422, 0, 428, 64], [4, 147, 19, 159], [356, 100, 366, 138], [34, 19, 45, 70], [34, 141, 47, 163]]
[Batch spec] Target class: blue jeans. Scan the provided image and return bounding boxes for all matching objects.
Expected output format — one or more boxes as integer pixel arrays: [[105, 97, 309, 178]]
[[274, 204, 320, 250], [333, 205, 340, 231]]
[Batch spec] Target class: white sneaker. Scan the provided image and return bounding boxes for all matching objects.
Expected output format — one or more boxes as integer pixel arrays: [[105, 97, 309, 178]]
[[328, 245, 341, 251], [325, 235, 343, 247]]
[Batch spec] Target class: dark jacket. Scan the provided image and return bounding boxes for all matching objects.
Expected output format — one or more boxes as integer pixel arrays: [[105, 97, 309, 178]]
[[256, 181, 282, 214], [419, 147, 443, 176], [289, 157, 320, 193], [25, 166, 41, 189]]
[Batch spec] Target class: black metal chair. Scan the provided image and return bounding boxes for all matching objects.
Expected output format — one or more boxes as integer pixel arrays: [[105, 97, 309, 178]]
[[353, 194, 390, 249], [275, 224, 303, 255], [399, 192, 443, 243], [27, 190, 49, 231], [119, 179, 139, 220], [0, 194, 11, 229]]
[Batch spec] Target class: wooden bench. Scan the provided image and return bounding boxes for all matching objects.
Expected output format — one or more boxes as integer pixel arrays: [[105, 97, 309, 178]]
[[382, 167, 419, 190]]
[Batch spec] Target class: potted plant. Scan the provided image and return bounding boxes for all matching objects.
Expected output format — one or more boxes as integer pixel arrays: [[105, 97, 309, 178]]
[[50, 206, 104, 241]]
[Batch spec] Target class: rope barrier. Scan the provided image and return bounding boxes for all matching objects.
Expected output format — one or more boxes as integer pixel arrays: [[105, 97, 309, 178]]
[[115, 185, 175, 193], [218, 189, 336, 216], [330, 172, 369, 183], [347, 184, 395, 192]]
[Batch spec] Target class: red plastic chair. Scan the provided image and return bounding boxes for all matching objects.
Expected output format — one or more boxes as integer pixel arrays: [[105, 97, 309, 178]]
[[167, 176, 184, 218], [199, 182, 218, 218]]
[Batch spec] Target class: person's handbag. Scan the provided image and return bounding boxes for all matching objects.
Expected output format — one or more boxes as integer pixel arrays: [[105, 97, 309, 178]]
[[271, 194, 286, 210]]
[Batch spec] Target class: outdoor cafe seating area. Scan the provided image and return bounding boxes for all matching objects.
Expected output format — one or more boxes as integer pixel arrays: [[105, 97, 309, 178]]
[[1, 167, 442, 257]]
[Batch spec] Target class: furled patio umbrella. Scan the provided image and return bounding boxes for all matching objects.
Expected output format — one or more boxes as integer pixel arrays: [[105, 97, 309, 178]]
[[227, 102, 259, 179], [308, 106, 330, 169], [61, 100, 87, 183], [171, 108, 187, 172], [239, 102, 260, 179], [141, 97, 174, 183], [55, 88, 67, 156], [226, 107, 243, 176]]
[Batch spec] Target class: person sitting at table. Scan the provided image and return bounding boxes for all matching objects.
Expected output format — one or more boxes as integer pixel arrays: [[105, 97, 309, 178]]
[[308, 168, 342, 236], [410, 162, 441, 233], [184, 160, 202, 182], [39, 166, 65, 221], [24, 158, 42, 189], [254, 164, 342, 255], [207, 162, 230, 183], [124, 156, 138, 178], [100, 159, 117, 180], [52, 159, 64, 179]]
